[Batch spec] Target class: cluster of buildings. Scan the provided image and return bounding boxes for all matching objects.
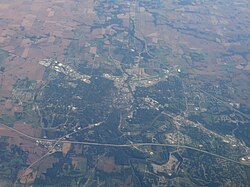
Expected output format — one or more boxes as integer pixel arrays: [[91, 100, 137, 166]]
[[38, 58, 91, 84]]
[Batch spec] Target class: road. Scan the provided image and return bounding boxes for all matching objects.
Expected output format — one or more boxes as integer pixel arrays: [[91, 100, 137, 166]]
[[60, 140, 249, 166], [1, 123, 249, 167], [198, 88, 250, 120], [13, 121, 104, 183]]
